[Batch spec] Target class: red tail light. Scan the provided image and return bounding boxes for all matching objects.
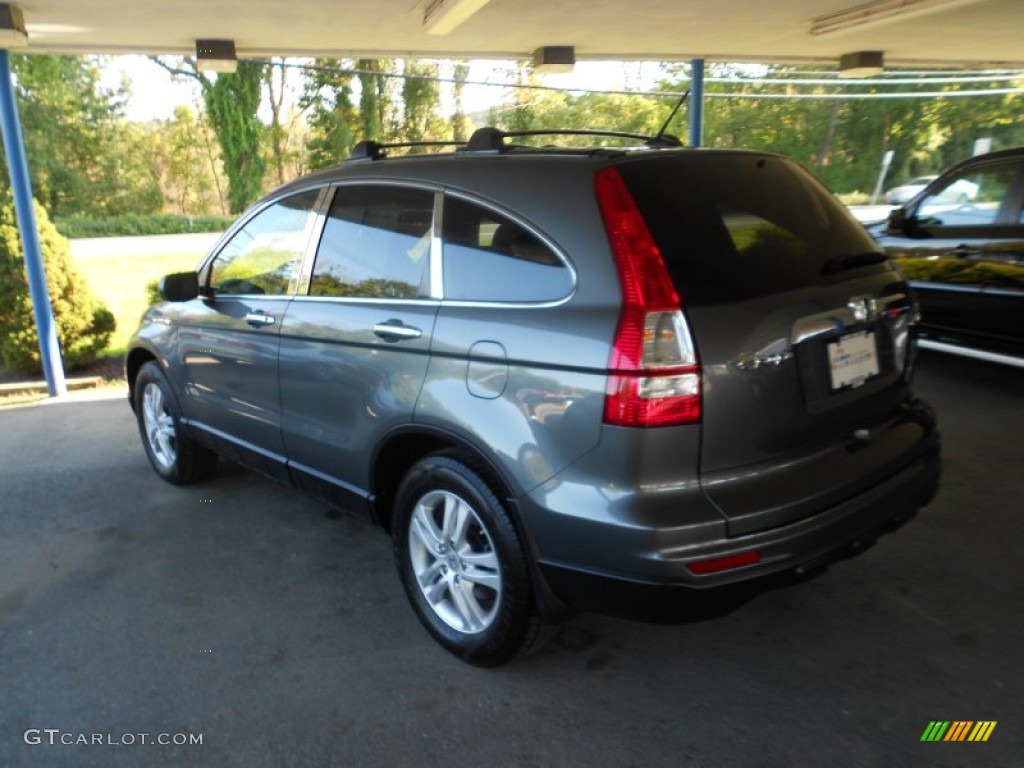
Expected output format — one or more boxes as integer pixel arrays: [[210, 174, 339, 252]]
[[596, 166, 701, 427]]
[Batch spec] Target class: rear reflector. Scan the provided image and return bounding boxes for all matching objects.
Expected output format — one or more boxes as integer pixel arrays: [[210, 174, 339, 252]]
[[685, 551, 762, 575], [596, 166, 701, 427]]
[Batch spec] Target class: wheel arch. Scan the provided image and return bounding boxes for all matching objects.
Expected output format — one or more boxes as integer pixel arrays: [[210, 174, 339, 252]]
[[125, 346, 159, 411], [371, 425, 570, 623], [370, 426, 520, 535]]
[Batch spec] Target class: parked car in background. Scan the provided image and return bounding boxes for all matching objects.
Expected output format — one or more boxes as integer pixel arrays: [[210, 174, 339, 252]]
[[885, 175, 979, 206], [871, 147, 1024, 367], [128, 128, 941, 665]]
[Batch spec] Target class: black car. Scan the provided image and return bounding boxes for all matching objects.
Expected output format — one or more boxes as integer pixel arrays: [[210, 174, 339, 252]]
[[871, 146, 1024, 367], [128, 128, 941, 665]]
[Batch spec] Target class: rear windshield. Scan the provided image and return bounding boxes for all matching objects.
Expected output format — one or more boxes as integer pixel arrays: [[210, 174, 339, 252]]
[[618, 154, 880, 305]]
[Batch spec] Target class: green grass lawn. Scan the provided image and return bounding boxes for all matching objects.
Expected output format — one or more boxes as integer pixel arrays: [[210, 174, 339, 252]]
[[70, 246, 206, 357]]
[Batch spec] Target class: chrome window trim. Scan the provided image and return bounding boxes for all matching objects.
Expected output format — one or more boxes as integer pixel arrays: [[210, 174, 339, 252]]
[[917, 339, 1024, 369], [295, 186, 332, 297], [980, 285, 1024, 298], [907, 280, 979, 294], [430, 191, 444, 300], [288, 296, 443, 307], [204, 295, 294, 303]]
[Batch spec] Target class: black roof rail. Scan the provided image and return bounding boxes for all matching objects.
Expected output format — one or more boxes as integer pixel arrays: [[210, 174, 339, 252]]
[[350, 140, 383, 161], [464, 127, 683, 151], [348, 139, 465, 162], [464, 127, 506, 152], [351, 127, 684, 161]]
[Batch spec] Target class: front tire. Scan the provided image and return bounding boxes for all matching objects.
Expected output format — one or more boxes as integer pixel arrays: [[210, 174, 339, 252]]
[[392, 455, 543, 666], [134, 361, 217, 485]]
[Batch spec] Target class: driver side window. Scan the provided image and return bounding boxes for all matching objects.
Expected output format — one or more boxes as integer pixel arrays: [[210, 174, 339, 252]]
[[916, 164, 1015, 228], [208, 189, 321, 295]]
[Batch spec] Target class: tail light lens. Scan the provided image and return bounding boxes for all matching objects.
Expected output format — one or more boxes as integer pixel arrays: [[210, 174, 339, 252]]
[[596, 166, 701, 427]]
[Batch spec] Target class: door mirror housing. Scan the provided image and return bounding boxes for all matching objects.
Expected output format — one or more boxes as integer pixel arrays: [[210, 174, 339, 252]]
[[159, 272, 200, 302], [887, 207, 907, 234]]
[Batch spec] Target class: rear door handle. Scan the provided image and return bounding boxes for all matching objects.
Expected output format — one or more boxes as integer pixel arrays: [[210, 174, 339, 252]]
[[373, 320, 422, 341], [245, 311, 276, 327]]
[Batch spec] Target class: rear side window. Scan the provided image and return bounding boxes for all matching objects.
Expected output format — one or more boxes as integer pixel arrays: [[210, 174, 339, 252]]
[[442, 195, 572, 303], [310, 185, 434, 299], [618, 155, 879, 305]]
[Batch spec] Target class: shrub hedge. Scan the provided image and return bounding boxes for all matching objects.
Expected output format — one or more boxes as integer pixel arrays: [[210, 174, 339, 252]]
[[55, 213, 233, 239], [0, 196, 116, 373]]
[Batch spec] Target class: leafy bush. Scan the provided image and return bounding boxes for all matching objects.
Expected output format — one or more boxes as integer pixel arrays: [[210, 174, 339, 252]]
[[145, 278, 162, 308], [836, 191, 872, 206], [54, 213, 233, 239], [0, 195, 115, 373]]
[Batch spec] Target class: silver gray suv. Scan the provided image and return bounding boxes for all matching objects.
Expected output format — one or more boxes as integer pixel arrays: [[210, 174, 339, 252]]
[[127, 128, 941, 665]]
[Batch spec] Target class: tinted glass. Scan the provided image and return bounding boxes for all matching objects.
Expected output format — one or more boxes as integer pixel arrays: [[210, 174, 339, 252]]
[[310, 186, 434, 299], [443, 196, 571, 302], [209, 190, 319, 295], [619, 154, 879, 305], [917, 163, 1017, 227]]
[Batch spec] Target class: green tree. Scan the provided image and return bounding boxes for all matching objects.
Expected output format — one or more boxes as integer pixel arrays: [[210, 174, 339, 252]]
[[152, 57, 268, 214], [668, 64, 1024, 194], [493, 62, 668, 146], [153, 106, 218, 215], [203, 61, 267, 213], [0, 194, 115, 373], [265, 58, 290, 186], [301, 59, 359, 168], [7, 55, 162, 217], [357, 59, 393, 140], [400, 61, 444, 143], [451, 63, 473, 142]]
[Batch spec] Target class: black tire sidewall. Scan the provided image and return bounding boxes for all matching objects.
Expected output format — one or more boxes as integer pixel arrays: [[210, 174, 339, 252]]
[[133, 362, 191, 484], [393, 456, 534, 667]]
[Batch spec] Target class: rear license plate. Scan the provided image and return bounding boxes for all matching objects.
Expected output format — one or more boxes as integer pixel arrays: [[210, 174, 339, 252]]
[[828, 331, 879, 390]]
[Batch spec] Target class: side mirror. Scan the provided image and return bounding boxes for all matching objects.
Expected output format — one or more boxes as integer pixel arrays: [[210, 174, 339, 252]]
[[159, 272, 200, 302], [886, 208, 907, 234]]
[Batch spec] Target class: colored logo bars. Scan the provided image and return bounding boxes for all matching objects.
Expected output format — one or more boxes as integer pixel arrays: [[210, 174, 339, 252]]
[[921, 721, 997, 742]]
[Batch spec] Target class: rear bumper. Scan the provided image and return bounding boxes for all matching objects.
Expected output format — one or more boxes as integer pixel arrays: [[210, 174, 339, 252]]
[[534, 434, 940, 620]]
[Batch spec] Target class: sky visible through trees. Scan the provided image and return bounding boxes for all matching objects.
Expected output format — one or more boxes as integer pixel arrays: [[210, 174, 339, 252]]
[[6, 54, 1023, 222]]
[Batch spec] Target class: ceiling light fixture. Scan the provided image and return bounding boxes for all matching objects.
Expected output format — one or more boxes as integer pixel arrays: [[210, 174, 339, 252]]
[[533, 46, 575, 74], [423, 0, 491, 35], [838, 50, 884, 77], [810, 0, 978, 37], [0, 3, 28, 47], [196, 39, 238, 73]]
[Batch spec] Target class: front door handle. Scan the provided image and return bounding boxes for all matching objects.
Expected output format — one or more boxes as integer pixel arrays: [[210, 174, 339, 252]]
[[245, 311, 276, 327], [373, 320, 422, 341], [953, 244, 982, 258]]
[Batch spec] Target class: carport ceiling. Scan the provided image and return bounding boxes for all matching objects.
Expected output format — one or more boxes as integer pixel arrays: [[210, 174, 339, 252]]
[[16, 0, 1024, 68]]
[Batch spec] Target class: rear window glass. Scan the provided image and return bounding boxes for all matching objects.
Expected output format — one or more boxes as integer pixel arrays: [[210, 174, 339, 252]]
[[618, 154, 880, 304]]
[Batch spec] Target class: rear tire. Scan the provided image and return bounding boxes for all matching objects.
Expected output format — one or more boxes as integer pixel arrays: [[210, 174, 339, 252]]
[[392, 454, 544, 666], [134, 361, 217, 485]]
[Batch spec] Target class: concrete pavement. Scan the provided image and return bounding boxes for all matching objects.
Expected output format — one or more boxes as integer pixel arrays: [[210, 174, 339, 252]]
[[1, 352, 1021, 767]]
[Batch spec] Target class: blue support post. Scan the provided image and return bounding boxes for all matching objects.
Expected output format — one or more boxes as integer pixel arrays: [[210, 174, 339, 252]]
[[0, 49, 66, 396], [689, 57, 705, 148]]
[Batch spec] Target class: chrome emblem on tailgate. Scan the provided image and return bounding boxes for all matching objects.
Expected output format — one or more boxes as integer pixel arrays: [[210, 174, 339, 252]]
[[847, 296, 877, 324]]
